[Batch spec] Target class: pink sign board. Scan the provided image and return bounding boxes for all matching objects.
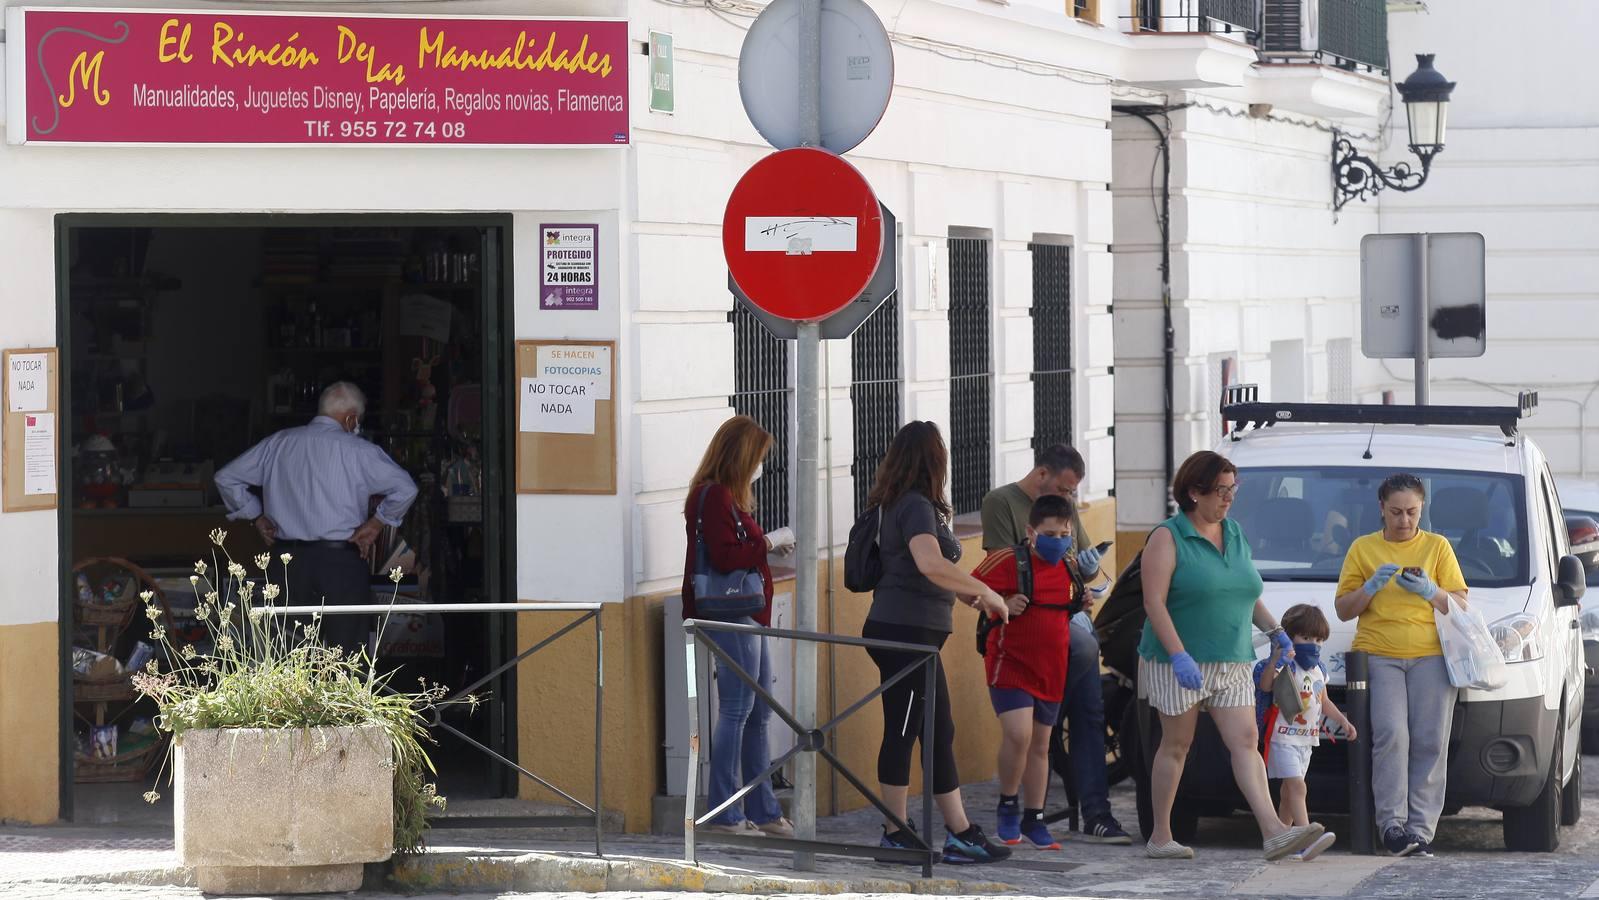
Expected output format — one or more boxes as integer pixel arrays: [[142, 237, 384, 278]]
[[5, 8, 629, 146]]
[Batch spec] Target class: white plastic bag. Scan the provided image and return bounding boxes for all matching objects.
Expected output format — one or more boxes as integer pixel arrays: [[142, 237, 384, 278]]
[[1434, 594, 1508, 690]]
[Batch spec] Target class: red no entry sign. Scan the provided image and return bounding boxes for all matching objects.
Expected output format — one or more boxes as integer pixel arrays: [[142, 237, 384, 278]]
[[722, 148, 883, 322]]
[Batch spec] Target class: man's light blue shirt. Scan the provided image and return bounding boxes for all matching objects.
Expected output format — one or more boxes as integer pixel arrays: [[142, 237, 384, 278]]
[[215, 416, 418, 541]]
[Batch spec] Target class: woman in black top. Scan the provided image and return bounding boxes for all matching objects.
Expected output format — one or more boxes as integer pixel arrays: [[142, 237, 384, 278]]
[[865, 421, 1012, 865]]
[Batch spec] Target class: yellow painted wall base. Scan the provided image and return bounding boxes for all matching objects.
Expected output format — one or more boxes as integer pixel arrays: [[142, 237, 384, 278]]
[[0, 621, 59, 823]]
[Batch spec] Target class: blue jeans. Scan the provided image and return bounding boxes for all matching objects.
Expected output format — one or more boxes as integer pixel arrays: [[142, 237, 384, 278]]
[[706, 621, 785, 826], [1064, 612, 1112, 822]]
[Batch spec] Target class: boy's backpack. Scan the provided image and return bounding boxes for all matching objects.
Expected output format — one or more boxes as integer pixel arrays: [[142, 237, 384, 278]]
[[843, 506, 884, 593], [974, 544, 1082, 655]]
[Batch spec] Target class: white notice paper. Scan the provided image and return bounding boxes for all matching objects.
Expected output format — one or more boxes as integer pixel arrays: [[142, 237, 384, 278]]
[[23, 412, 55, 495], [535, 345, 612, 401], [399, 294, 453, 342], [8, 353, 48, 413], [518, 378, 596, 435]]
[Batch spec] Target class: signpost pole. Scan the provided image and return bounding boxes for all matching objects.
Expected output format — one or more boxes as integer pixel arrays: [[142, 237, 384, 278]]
[[791, 0, 824, 874], [1414, 232, 1431, 405]]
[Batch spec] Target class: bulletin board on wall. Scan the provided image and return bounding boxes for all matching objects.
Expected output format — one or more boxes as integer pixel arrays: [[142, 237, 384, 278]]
[[515, 339, 616, 495], [2, 348, 60, 512]]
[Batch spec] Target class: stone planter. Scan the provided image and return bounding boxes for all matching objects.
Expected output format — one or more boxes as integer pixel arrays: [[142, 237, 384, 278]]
[[174, 724, 394, 895]]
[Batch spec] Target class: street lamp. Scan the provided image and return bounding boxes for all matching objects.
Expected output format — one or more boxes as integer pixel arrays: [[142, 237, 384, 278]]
[[1332, 54, 1457, 212]]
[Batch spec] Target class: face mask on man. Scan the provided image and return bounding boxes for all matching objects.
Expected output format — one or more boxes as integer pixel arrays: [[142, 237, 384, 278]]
[[1032, 533, 1073, 566]]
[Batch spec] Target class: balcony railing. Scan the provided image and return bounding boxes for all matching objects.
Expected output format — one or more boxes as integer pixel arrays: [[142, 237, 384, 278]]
[[1260, 0, 1388, 74], [1124, 0, 1260, 39]]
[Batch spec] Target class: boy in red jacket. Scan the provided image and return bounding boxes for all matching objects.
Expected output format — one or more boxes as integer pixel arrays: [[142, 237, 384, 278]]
[[972, 493, 1082, 850]]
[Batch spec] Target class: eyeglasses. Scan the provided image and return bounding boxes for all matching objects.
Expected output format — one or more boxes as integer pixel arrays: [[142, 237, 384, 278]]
[[1209, 483, 1240, 499]]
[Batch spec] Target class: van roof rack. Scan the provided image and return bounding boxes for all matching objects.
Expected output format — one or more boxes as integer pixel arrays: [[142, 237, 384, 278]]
[[1221, 384, 1537, 439]]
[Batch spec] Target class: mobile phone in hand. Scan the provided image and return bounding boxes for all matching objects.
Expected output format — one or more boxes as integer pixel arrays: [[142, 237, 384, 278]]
[[1095, 541, 1113, 555], [1402, 566, 1424, 579]]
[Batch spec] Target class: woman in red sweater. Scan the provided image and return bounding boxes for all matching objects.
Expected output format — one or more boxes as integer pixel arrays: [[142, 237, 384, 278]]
[[682, 415, 796, 837]]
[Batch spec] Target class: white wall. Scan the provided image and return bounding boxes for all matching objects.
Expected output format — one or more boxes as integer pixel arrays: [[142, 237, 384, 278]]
[[1371, 2, 1599, 480], [1113, 97, 1380, 532], [624, 0, 1121, 594]]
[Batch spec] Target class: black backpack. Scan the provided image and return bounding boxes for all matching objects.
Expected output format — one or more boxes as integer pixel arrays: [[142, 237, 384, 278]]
[[1092, 532, 1157, 678], [843, 506, 883, 593], [975, 544, 1082, 655]]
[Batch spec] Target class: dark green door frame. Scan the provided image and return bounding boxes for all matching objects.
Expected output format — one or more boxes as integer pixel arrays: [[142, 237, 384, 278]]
[[54, 213, 519, 817]]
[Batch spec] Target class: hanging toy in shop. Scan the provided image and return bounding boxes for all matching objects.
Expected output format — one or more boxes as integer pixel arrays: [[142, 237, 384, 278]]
[[412, 351, 441, 431]]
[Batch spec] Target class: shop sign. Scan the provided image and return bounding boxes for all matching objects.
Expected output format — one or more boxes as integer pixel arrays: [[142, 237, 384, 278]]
[[5, 8, 629, 147], [539, 224, 599, 310], [648, 31, 673, 114]]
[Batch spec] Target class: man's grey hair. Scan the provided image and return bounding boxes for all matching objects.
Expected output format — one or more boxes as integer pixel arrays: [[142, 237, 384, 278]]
[[318, 381, 367, 418]]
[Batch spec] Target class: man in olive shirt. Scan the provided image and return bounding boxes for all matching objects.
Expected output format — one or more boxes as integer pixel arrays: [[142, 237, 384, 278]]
[[979, 444, 1131, 844]]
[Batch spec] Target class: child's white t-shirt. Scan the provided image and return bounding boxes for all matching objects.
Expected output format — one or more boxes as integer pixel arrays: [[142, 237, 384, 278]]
[[1270, 662, 1326, 747]]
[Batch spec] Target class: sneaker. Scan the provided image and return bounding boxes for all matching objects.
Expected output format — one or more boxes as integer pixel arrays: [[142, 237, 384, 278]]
[[1295, 831, 1337, 862], [1263, 823, 1325, 861], [996, 800, 1022, 844], [875, 824, 923, 865], [753, 817, 795, 838], [703, 819, 761, 836], [1410, 834, 1434, 858], [942, 824, 1013, 864], [1080, 815, 1133, 845], [1019, 816, 1062, 851], [1382, 826, 1420, 857]]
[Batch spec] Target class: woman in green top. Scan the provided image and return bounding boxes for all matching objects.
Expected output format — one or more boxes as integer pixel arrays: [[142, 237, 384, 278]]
[[1137, 451, 1324, 861]]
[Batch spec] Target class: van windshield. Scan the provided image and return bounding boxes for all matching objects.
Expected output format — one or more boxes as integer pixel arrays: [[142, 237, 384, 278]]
[[1228, 466, 1529, 589]]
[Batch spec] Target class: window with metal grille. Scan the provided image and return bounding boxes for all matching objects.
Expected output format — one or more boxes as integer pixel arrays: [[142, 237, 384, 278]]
[[851, 294, 902, 518], [948, 237, 992, 516], [729, 304, 792, 532], [1030, 243, 1072, 454]]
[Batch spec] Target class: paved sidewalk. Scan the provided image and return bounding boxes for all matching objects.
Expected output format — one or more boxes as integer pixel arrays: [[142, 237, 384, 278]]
[[6, 773, 1599, 898]]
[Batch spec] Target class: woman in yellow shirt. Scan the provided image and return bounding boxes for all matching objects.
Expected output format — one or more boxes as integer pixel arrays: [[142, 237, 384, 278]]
[[1335, 473, 1469, 858]]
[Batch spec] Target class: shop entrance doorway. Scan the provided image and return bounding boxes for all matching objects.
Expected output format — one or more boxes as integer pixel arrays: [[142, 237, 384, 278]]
[[56, 215, 517, 824]]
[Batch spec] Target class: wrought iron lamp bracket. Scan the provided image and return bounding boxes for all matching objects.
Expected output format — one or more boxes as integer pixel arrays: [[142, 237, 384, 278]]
[[1332, 131, 1440, 213]]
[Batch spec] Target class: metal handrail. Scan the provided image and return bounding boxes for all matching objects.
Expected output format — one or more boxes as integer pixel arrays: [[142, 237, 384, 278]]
[[265, 601, 604, 856], [682, 618, 941, 878]]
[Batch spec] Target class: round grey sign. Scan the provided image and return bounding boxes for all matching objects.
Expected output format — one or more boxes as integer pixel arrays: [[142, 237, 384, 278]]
[[738, 0, 894, 155]]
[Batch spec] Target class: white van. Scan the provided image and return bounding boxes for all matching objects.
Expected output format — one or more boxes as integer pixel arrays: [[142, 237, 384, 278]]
[[1128, 390, 1586, 852]]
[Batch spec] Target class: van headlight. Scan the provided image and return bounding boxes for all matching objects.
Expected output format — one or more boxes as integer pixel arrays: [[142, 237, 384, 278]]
[[1489, 613, 1543, 662], [1582, 609, 1599, 643]]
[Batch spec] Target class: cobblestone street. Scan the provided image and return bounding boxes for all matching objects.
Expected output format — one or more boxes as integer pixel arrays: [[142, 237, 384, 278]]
[[6, 759, 1599, 900]]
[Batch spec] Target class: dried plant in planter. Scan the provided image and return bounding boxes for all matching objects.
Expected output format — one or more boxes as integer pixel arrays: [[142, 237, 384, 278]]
[[133, 528, 467, 853]]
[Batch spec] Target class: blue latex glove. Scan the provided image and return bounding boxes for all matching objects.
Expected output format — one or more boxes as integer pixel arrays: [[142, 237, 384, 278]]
[[1363, 563, 1401, 597], [1170, 651, 1204, 691], [1076, 545, 1102, 580], [1396, 569, 1440, 601], [1272, 629, 1295, 664]]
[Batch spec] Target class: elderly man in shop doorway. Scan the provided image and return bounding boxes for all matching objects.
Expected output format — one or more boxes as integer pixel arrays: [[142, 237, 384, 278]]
[[215, 381, 418, 654], [980, 444, 1132, 844]]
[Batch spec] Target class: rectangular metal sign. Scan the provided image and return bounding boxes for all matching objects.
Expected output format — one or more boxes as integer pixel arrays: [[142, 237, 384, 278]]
[[1360, 232, 1486, 360], [6, 7, 629, 147]]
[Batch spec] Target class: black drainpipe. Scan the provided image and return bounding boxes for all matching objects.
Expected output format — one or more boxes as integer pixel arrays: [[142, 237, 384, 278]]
[[1112, 104, 1183, 517]]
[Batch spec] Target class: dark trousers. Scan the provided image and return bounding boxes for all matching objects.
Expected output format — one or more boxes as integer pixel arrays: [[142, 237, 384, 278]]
[[1056, 614, 1112, 822], [862, 620, 959, 796], [269, 545, 372, 655]]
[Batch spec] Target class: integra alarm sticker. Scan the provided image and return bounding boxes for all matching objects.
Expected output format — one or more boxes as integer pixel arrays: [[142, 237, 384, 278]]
[[539, 224, 599, 310]]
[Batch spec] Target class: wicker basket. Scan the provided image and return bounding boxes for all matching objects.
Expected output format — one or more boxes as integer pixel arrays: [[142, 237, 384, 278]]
[[74, 675, 137, 704], [75, 594, 139, 629], [74, 735, 166, 784]]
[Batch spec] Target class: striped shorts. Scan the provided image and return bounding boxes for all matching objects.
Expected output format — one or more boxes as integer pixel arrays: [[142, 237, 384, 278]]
[[1138, 656, 1255, 717]]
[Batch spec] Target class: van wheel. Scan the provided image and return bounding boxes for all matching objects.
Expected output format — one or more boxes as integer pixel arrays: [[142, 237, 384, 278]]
[[1129, 705, 1198, 845], [1561, 749, 1582, 827], [1504, 716, 1563, 852]]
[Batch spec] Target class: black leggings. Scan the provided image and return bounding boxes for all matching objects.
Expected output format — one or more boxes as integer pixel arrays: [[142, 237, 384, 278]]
[[863, 620, 959, 795]]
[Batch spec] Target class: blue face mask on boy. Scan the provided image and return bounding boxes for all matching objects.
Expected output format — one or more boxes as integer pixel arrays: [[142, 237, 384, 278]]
[[1032, 533, 1073, 566], [1292, 642, 1322, 671]]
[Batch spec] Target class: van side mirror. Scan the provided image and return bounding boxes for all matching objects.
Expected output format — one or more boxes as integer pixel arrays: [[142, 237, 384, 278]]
[[1556, 555, 1586, 607]]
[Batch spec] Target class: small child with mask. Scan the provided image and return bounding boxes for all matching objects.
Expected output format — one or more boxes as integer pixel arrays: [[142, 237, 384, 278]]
[[971, 494, 1092, 850], [1254, 603, 1356, 861]]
